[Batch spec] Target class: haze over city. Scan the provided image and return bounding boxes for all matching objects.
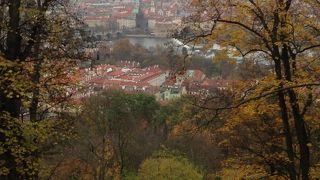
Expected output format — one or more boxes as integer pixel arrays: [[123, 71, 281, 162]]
[[0, 0, 319, 179]]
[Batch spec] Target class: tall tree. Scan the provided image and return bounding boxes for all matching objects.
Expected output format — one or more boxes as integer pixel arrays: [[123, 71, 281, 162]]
[[0, 0, 86, 178], [181, 0, 320, 179]]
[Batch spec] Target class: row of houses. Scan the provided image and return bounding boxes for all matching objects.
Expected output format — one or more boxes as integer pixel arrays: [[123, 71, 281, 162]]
[[81, 63, 234, 101], [84, 64, 169, 97]]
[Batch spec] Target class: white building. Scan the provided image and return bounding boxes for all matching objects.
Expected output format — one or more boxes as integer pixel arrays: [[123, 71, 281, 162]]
[[117, 18, 136, 30]]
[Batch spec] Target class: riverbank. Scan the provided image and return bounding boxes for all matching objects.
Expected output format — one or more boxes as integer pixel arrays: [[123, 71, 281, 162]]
[[124, 33, 169, 38]]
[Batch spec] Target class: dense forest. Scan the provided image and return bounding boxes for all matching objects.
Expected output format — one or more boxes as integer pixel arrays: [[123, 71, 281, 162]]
[[0, 0, 320, 179]]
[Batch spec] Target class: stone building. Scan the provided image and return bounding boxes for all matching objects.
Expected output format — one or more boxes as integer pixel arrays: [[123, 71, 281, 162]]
[[135, 0, 149, 32]]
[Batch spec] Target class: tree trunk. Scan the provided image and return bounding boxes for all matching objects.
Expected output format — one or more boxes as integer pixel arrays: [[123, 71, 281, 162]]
[[30, 59, 42, 121], [2, 0, 22, 118], [274, 59, 297, 179], [0, 0, 26, 179], [281, 46, 310, 179], [288, 89, 310, 180], [118, 132, 125, 179]]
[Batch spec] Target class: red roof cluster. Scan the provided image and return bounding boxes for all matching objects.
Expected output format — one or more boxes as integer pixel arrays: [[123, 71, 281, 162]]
[[85, 64, 169, 94]]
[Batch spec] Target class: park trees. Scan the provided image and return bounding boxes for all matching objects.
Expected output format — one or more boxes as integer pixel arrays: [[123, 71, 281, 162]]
[[111, 39, 136, 61], [181, 0, 320, 179], [61, 91, 162, 179]]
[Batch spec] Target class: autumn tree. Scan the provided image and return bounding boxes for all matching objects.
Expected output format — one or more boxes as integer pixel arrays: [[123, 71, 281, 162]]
[[216, 92, 320, 179], [61, 91, 162, 179], [111, 39, 136, 61], [138, 147, 203, 180], [0, 0, 86, 178], [179, 0, 320, 179]]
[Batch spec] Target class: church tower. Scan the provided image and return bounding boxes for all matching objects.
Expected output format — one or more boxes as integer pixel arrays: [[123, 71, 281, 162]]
[[135, 0, 148, 32]]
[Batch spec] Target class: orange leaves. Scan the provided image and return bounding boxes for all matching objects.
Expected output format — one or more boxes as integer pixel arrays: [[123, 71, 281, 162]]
[[218, 159, 268, 179], [190, 0, 202, 6]]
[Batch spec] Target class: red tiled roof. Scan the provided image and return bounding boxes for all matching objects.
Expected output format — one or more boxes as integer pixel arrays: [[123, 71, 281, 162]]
[[163, 77, 176, 86], [188, 69, 206, 82], [106, 70, 124, 77], [138, 71, 165, 82], [86, 64, 168, 93], [88, 78, 105, 85]]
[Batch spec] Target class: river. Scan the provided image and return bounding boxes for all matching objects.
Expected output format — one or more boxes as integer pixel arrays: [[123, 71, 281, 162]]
[[126, 37, 172, 49]]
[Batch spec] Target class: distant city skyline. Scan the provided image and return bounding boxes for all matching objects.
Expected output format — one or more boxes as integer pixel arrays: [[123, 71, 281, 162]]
[[78, 0, 183, 37]]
